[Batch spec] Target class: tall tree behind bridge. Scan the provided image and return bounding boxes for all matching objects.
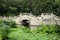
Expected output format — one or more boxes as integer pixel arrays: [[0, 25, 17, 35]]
[[0, 0, 60, 16]]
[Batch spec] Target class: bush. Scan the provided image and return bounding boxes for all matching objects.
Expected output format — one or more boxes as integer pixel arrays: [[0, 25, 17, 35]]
[[0, 34, 2, 40], [0, 19, 60, 40], [39, 24, 58, 33], [4, 20, 16, 28], [0, 19, 11, 40], [8, 28, 60, 40]]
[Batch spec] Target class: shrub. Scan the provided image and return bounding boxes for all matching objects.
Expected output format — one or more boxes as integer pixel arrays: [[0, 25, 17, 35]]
[[0, 19, 60, 40], [8, 27, 60, 40], [0, 19, 11, 40], [4, 20, 16, 28], [39, 24, 58, 33]]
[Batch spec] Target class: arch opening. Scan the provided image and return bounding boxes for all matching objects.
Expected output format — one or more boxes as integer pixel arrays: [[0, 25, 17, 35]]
[[21, 19, 30, 27]]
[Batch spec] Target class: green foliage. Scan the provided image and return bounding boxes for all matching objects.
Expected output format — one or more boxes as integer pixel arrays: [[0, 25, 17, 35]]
[[0, 19, 60, 40], [0, 19, 16, 40], [0, 0, 60, 16], [5, 20, 16, 28], [39, 24, 57, 33], [0, 19, 10, 40], [8, 28, 60, 40]]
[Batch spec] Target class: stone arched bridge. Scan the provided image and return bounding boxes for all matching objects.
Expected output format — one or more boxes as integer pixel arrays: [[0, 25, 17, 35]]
[[0, 13, 60, 30], [15, 13, 60, 29]]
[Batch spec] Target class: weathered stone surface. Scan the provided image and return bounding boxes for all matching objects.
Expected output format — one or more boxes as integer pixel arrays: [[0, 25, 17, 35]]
[[14, 13, 60, 30], [15, 13, 60, 25]]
